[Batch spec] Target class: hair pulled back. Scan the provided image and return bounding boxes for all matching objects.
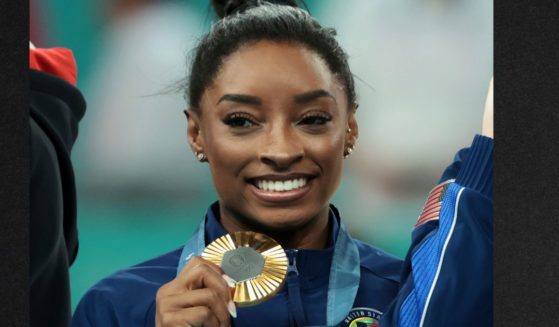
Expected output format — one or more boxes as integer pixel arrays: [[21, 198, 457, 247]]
[[188, 0, 356, 112]]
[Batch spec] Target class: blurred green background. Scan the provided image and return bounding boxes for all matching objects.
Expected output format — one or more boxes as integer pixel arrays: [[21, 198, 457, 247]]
[[30, 0, 492, 310]]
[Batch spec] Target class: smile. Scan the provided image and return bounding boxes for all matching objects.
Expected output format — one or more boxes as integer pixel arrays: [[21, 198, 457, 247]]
[[255, 178, 308, 192], [248, 174, 314, 203]]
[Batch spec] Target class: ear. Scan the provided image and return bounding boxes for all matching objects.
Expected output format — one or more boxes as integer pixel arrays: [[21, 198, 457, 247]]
[[185, 109, 204, 155], [346, 105, 359, 146]]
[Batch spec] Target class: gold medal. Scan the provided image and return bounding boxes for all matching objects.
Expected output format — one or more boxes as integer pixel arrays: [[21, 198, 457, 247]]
[[202, 231, 288, 307]]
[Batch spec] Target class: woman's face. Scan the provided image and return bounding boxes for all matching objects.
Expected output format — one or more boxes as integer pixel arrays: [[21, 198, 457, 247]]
[[188, 40, 357, 233]]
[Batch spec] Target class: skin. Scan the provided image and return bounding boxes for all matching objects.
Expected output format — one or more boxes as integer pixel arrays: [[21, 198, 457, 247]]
[[156, 40, 357, 327], [188, 41, 358, 249], [156, 256, 234, 327], [482, 77, 493, 138]]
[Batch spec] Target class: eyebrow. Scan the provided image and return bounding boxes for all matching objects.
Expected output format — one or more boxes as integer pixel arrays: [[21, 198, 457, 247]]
[[293, 89, 337, 104], [216, 89, 336, 106], [217, 94, 262, 105]]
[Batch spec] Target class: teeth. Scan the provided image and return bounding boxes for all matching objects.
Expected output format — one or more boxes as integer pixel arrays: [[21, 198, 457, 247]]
[[255, 178, 308, 192]]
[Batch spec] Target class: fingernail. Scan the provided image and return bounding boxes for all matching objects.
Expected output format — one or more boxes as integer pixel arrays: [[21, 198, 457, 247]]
[[227, 300, 237, 318], [222, 274, 236, 288]]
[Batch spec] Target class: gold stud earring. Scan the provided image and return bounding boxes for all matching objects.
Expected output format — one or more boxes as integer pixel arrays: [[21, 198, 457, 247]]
[[347, 127, 352, 133]]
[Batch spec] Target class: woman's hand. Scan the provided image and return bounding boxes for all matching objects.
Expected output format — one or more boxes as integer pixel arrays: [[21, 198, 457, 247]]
[[482, 77, 493, 138], [155, 256, 237, 327]]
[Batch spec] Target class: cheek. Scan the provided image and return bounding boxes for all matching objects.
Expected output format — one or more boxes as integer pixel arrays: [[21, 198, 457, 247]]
[[312, 128, 345, 159], [308, 132, 346, 185], [206, 138, 249, 179]]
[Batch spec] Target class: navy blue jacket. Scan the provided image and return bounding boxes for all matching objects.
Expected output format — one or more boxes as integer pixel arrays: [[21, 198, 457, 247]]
[[72, 135, 492, 327], [71, 204, 401, 326]]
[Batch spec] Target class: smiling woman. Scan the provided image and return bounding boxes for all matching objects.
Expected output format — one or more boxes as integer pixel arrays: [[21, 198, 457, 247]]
[[71, 1, 493, 327], [189, 41, 355, 249]]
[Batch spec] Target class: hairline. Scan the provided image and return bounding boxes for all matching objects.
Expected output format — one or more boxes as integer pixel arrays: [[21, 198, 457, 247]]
[[191, 39, 353, 115]]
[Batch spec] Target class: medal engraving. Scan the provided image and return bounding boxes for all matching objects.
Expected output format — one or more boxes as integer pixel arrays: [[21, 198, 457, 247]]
[[222, 247, 265, 282]]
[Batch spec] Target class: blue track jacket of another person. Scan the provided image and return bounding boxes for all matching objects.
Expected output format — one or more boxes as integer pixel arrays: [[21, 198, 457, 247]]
[[381, 135, 493, 327]]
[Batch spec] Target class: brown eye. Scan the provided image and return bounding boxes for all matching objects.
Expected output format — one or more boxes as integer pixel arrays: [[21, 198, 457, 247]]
[[223, 113, 257, 128], [299, 114, 332, 126]]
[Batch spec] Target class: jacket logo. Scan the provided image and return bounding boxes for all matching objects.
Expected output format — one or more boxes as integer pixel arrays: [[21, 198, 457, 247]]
[[415, 179, 455, 227], [340, 307, 382, 327]]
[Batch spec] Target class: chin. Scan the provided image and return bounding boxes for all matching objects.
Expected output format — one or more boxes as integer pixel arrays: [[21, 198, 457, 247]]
[[245, 207, 320, 233]]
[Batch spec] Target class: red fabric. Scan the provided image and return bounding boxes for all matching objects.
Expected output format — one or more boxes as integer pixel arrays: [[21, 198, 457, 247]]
[[29, 48, 77, 85]]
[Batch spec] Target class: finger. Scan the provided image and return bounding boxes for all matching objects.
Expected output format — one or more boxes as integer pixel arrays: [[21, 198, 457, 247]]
[[482, 77, 494, 138], [484, 77, 493, 111], [180, 256, 231, 288], [182, 264, 233, 299], [161, 257, 227, 296], [170, 306, 222, 327], [181, 264, 237, 319], [181, 256, 223, 276], [164, 262, 233, 309], [162, 288, 232, 325]]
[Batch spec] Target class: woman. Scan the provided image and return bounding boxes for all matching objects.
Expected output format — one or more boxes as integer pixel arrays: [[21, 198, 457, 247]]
[[72, 1, 493, 326]]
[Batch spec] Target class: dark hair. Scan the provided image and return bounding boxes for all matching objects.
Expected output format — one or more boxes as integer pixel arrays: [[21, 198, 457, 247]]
[[187, 0, 356, 112]]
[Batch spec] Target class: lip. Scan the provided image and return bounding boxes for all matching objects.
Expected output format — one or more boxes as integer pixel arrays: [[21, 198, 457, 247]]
[[248, 175, 313, 204], [248, 173, 314, 182]]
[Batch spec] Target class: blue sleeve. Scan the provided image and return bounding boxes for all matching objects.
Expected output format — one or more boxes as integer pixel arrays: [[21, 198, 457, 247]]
[[380, 135, 493, 327], [71, 289, 120, 327], [70, 267, 163, 327]]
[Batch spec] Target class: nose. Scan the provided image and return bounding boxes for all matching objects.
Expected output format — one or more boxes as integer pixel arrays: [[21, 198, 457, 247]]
[[259, 127, 304, 170]]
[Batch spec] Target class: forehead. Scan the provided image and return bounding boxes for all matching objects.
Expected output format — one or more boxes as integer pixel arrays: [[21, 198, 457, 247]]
[[203, 40, 346, 104]]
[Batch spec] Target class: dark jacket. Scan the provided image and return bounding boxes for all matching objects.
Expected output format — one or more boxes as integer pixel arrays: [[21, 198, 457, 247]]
[[30, 68, 85, 326]]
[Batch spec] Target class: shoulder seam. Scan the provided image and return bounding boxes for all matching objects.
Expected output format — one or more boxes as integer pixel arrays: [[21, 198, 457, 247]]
[[360, 265, 400, 285], [354, 240, 402, 284]]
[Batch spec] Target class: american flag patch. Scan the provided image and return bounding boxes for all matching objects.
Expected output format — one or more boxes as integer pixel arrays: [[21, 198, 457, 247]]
[[415, 179, 455, 227]]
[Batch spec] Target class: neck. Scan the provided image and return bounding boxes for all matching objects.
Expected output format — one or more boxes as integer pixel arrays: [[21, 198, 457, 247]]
[[219, 206, 331, 250]]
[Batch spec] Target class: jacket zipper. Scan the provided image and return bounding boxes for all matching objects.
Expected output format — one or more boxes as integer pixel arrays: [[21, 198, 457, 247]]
[[286, 249, 306, 326]]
